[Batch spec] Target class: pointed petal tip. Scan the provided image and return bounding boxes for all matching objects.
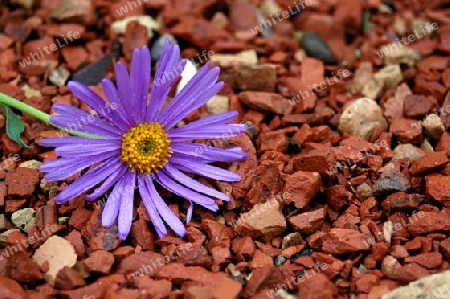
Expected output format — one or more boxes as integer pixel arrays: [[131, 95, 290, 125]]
[[228, 174, 242, 182], [84, 194, 95, 201], [101, 221, 112, 229], [221, 194, 232, 202], [180, 58, 187, 66], [54, 194, 68, 205], [42, 174, 58, 183], [141, 44, 150, 53], [155, 228, 167, 238], [176, 228, 187, 238], [208, 204, 219, 212], [66, 80, 78, 88], [116, 60, 127, 69], [101, 208, 116, 228], [163, 39, 171, 47], [66, 80, 83, 93], [118, 232, 129, 241], [118, 215, 132, 241], [216, 80, 225, 89]]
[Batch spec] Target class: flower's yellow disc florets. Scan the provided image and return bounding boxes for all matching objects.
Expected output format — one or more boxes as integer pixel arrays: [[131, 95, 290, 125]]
[[120, 122, 171, 174]]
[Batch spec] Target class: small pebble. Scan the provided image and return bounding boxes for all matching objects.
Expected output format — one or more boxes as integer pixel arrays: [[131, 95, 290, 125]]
[[111, 16, 159, 38], [359, 264, 369, 274], [357, 183, 373, 198], [274, 255, 287, 266], [19, 159, 41, 171], [339, 97, 388, 140], [11, 208, 36, 233], [291, 248, 314, 263], [423, 114, 445, 140], [301, 31, 337, 64], [49, 67, 70, 87], [207, 95, 230, 115], [32, 235, 77, 285], [282, 232, 303, 249], [363, 64, 403, 99]]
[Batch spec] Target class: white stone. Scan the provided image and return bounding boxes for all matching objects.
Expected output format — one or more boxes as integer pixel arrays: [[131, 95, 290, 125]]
[[32, 236, 77, 285], [207, 95, 230, 114], [10, 0, 33, 9], [111, 16, 159, 38], [19, 160, 41, 171], [383, 221, 393, 246], [21, 85, 41, 99], [381, 44, 418, 66], [357, 183, 372, 198], [392, 144, 425, 161], [363, 65, 403, 99], [338, 97, 388, 140], [175, 60, 195, 96], [423, 113, 445, 140], [382, 270, 450, 299], [211, 49, 258, 66], [420, 138, 434, 153]]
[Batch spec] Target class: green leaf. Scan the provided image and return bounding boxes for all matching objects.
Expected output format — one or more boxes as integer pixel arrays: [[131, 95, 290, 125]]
[[0, 104, 31, 149], [362, 10, 371, 33]]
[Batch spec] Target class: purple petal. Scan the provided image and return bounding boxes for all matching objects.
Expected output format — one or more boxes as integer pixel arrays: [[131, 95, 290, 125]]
[[42, 151, 118, 182], [54, 138, 119, 156], [51, 116, 118, 139], [55, 157, 123, 204], [51, 105, 122, 138], [146, 41, 185, 122], [186, 202, 193, 223], [130, 46, 151, 123], [101, 78, 133, 129], [52, 104, 120, 133], [138, 175, 167, 237], [40, 136, 116, 147], [154, 170, 218, 211], [115, 61, 135, 126], [101, 194, 119, 228], [86, 165, 128, 201], [67, 81, 127, 127], [118, 171, 136, 240], [101, 170, 133, 228], [161, 82, 224, 129], [158, 63, 223, 128], [163, 164, 230, 201], [169, 155, 241, 182], [142, 176, 186, 237], [171, 142, 248, 162], [40, 151, 109, 171], [101, 175, 125, 228], [168, 124, 247, 141], [168, 111, 239, 131]]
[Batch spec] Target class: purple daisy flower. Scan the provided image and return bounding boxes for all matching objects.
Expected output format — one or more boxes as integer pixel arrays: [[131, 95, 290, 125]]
[[40, 41, 247, 240]]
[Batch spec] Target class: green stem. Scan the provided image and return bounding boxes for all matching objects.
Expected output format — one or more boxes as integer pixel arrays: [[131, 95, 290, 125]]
[[0, 92, 104, 139], [0, 92, 50, 123]]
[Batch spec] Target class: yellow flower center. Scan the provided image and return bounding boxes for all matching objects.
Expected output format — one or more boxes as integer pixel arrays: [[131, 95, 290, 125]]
[[120, 122, 171, 174]]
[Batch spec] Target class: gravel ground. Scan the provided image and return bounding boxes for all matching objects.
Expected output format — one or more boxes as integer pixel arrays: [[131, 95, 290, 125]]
[[0, 0, 450, 298]]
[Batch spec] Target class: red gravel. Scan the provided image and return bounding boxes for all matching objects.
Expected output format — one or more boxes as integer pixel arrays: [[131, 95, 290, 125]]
[[0, 0, 450, 298]]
